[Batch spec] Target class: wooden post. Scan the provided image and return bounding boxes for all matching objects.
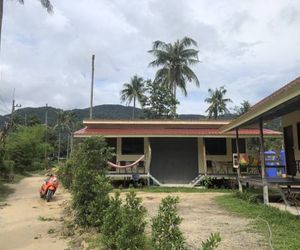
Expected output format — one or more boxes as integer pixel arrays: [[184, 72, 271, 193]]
[[44, 104, 48, 168], [235, 128, 243, 192], [90, 54, 95, 119], [259, 119, 269, 205]]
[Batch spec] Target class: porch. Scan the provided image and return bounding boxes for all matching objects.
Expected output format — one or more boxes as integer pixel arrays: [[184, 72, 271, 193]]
[[220, 76, 300, 205]]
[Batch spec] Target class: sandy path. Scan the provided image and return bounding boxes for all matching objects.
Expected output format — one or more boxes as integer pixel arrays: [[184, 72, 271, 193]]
[[0, 176, 70, 250], [135, 192, 268, 250]]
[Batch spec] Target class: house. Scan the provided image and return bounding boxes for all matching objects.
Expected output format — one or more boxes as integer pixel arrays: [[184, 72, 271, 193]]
[[74, 119, 280, 185], [220, 76, 300, 204]]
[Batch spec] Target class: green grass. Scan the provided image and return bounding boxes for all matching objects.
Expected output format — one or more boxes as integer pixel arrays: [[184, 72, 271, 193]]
[[114, 186, 231, 193], [215, 194, 300, 250]]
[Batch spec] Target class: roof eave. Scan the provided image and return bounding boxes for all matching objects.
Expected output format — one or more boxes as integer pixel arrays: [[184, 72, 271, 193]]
[[220, 81, 300, 133]]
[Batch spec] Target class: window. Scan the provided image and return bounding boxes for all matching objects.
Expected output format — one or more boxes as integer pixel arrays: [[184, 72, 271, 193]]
[[232, 139, 246, 154], [121, 138, 144, 155], [106, 138, 117, 152], [205, 138, 227, 155]]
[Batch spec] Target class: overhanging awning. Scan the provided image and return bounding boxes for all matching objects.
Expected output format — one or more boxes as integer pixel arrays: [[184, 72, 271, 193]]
[[220, 77, 300, 132]]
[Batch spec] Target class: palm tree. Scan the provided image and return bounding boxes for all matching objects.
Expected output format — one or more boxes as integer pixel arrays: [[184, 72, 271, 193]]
[[205, 86, 232, 119], [0, 0, 53, 49], [148, 37, 200, 114], [54, 111, 75, 161], [234, 100, 251, 117], [120, 75, 145, 119]]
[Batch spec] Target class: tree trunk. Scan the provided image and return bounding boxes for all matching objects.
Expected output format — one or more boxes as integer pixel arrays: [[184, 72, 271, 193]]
[[132, 97, 136, 119], [0, 0, 3, 51], [173, 84, 177, 118], [214, 112, 217, 119]]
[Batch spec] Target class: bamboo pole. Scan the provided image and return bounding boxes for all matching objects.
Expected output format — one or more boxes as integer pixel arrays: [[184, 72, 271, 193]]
[[259, 119, 269, 205]]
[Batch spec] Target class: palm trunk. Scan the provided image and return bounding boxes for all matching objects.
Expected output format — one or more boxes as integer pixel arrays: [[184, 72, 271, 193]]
[[173, 84, 177, 118], [132, 97, 136, 119], [0, 0, 3, 51], [214, 111, 218, 119]]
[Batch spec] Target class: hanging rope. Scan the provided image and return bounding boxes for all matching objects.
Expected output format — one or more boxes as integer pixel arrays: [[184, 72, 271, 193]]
[[107, 155, 145, 169]]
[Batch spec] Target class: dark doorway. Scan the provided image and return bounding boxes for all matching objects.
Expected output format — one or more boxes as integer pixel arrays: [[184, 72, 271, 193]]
[[283, 126, 297, 175], [149, 138, 198, 184]]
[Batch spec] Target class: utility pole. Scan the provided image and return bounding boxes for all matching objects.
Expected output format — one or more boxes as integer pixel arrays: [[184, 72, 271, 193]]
[[90, 54, 95, 119], [44, 104, 48, 169], [10, 88, 21, 125]]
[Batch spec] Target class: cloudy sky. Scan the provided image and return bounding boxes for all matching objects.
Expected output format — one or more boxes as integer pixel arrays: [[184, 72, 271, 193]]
[[0, 0, 300, 115]]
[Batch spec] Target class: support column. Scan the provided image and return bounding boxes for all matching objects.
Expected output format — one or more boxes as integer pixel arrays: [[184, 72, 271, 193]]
[[198, 138, 207, 175], [259, 119, 269, 205], [235, 128, 243, 192]]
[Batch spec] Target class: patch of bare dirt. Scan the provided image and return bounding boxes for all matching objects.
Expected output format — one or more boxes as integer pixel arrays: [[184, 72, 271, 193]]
[[0, 176, 70, 250], [135, 192, 268, 250]]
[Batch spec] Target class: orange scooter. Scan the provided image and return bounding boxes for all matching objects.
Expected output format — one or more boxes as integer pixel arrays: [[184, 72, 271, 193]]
[[39, 175, 59, 202]]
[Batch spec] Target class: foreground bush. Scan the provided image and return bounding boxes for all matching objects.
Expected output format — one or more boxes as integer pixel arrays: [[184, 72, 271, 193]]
[[151, 196, 186, 250], [201, 233, 221, 250], [71, 137, 114, 227], [101, 192, 123, 249], [115, 191, 147, 250]]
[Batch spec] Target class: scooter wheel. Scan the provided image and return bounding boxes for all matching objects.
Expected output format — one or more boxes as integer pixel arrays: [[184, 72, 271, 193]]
[[46, 190, 54, 202]]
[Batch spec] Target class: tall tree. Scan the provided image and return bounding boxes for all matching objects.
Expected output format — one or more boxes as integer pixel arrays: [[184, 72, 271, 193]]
[[205, 86, 232, 119], [142, 80, 179, 119], [234, 100, 251, 117], [148, 37, 200, 114], [120, 75, 145, 119], [0, 0, 53, 49], [54, 111, 76, 161]]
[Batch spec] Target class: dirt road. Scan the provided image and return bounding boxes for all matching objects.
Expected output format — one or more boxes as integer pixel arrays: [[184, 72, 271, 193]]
[[0, 177, 268, 250], [0, 176, 70, 250]]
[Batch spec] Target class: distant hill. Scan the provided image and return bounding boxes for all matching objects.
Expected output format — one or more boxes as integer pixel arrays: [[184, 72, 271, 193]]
[[0, 105, 144, 127], [0, 104, 238, 127]]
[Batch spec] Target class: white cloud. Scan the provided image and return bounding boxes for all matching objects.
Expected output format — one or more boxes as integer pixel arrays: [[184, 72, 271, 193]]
[[0, 0, 299, 115]]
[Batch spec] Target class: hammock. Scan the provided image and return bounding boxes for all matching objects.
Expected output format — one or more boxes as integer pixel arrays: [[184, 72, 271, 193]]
[[107, 155, 145, 169]]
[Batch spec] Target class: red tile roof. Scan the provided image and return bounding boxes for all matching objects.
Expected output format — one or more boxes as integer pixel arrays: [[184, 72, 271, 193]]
[[74, 127, 281, 137]]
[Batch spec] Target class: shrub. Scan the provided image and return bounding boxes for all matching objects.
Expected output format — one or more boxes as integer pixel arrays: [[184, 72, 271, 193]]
[[151, 196, 186, 250], [5, 125, 53, 173], [115, 191, 147, 250], [71, 137, 114, 227], [101, 192, 123, 249], [202, 176, 213, 188], [201, 233, 221, 250], [56, 161, 73, 189]]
